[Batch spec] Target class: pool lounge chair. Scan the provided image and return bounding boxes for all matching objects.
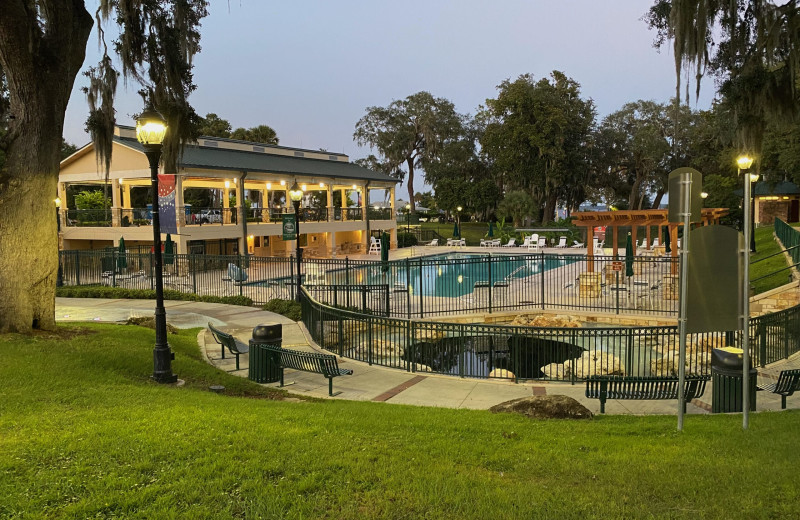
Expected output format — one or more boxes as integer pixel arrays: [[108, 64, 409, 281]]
[[571, 240, 584, 248], [502, 238, 517, 247], [555, 236, 567, 248], [427, 238, 439, 246]]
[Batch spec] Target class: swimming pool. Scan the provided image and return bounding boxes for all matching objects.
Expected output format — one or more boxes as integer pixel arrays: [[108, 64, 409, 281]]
[[325, 253, 576, 298]]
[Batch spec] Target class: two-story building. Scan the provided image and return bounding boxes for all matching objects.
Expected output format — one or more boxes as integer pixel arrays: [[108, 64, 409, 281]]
[[58, 125, 399, 257]]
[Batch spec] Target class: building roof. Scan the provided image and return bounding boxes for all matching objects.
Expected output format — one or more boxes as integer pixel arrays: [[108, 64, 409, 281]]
[[114, 135, 398, 184], [754, 180, 800, 196]]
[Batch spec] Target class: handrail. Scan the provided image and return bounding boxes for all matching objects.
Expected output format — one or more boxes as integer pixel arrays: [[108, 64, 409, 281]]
[[749, 262, 800, 284], [749, 243, 800, 264]]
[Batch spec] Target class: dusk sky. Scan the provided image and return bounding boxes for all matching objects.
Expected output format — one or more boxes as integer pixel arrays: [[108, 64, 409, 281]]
[[63, 1, 716, 195]]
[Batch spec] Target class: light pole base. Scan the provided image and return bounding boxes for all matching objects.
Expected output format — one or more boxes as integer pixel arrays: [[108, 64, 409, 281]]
[[152, 347, 178, 384]]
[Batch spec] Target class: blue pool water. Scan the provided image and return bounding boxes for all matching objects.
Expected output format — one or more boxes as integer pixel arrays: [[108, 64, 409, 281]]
[[326, 253, 575, 298]]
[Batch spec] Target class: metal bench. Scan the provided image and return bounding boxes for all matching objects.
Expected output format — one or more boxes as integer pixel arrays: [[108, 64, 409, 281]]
[[208, 323, 249, 370], [260, 344, 352, 396], [757, 369, 800, 409], [585, 375, 709, 414]]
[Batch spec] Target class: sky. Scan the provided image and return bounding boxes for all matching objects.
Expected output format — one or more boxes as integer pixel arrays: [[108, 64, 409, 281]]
[[63, 0, 716, 196]]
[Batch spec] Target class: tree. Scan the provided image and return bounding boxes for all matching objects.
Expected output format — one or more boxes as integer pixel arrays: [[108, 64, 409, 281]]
[[479, 72, 595, 224], [354, 92, 464, 213], [646, 1, 800, 159], [198, 113, 232, 137], [498, 190, 536, 227], [0, 1, 208, 333], [230, 125, 279, 145]]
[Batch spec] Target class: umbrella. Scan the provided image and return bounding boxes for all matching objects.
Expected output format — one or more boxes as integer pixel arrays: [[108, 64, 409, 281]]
[[625, 232, 634, 277], [453, 221, 460, 238], [488, 221, 494, 238], [164, 233, 175, 265], [380, 231, 390, 272], [117, 237, 127, 272], [663, 228, 671, 253]]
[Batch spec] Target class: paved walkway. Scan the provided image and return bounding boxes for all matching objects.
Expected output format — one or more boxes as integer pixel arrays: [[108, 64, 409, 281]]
[[56, 297, 798, 415]]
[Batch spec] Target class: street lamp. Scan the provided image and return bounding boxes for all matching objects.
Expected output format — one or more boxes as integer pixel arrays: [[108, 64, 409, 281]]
[[456, 206, 462, 238], [289, 181, 304, 302], [737, 154, 754, 429], [405, 203, 411, 234], [737, 155, 757, 253], [136, 101, 176, 384]]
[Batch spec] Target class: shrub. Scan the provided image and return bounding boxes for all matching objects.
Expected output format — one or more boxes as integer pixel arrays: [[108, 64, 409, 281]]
[[262, 299, 302, 321], [397, 232, 418, 248], [55, 285, 254, 307]]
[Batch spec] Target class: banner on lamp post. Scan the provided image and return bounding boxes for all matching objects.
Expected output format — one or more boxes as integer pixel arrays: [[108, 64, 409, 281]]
[[158, 174, 177, 234], [282, 214, 297, 241]]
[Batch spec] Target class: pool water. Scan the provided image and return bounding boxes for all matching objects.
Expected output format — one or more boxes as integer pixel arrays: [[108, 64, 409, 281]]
[[327, 253, 575, 298]]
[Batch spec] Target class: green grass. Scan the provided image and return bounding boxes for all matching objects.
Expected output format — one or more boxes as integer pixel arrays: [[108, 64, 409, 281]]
[[2, 325, 799, 519], [421, 221, 508, 246], [750, 225, 793, 294]]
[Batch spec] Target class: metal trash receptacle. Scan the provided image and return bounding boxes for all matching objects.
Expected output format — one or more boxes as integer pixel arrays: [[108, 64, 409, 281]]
[[711, 347, 756, 413], [248, 323, 282, 383]]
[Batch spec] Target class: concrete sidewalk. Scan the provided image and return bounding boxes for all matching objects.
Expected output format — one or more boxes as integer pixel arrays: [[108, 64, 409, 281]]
[[56, 297, 798, 415]]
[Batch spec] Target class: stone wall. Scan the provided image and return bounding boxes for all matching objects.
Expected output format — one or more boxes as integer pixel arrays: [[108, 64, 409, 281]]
[[750, 281, 800, 316], [758, 200, 789, 225]]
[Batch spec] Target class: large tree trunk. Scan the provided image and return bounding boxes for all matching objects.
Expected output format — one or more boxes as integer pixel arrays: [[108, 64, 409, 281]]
[[629, 172, 645, 210], [0, 2, 93, 333], [542, 192, 558, 225], [406, 157, 416, 214], [652, 189, 665, 210]]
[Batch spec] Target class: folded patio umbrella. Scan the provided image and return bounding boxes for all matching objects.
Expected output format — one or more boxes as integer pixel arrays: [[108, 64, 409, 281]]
[[164, 233, 175, 265], [380, 231, 390, 272], [625, 232, 634, 277], [453, 221, 460, 238], [664, 228, 671, 253], [117, 237, 127, 271], [488, 221, 494, 238]]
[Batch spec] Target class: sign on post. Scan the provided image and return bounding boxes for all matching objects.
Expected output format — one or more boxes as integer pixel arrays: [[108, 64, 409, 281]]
[[282, 214, 296, 241], [668, 167, 703, 223], [611, 261, 623, 271]]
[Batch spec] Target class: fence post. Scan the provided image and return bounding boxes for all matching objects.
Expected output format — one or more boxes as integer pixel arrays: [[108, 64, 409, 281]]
[[406, 319, 412, 372], [759, 322, 767, 367], [237, 255, 243, 297], [615, 270, 620, 314], [488, 255, 493, 314], [338, 317, 344, 356], [361, 286, 367, 311], [289, 254, 295, 300], [459, 323, 465, 378], [111, 250, 117, 287], [191, 253, 197, 294], [150, 251, 154, 290], [540, 252, 546, 310], [75, 250, 81, 285], [418, 258, 424, 319], [405, 258, 411, 318], [367, 316, 373, 366], [785, 312, 791, 360], [345, 257, 351, 308], [626, 328, 634, 375]]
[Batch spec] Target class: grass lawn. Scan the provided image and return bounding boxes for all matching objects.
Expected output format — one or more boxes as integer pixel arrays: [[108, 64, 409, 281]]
[[421, 221, 504, 246], [750, 225, 792, 294], [2, 324, 799, 518]]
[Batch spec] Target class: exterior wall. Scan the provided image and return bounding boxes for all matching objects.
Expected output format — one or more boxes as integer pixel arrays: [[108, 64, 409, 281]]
[[750, 281, 800, 316], [758, 199, 789, 225]]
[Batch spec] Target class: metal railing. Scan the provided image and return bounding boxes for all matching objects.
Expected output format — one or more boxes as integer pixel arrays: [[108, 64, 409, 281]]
[[333, 207, 363, 221], [298, 207, 328, 222], [301, 286, 800, 381], [368, 207, 393, 220], [775, 218, 800, 265], [64, 209, 113, 227]]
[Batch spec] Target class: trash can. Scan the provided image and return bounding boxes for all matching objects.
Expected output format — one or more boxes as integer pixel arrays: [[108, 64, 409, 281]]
[[711, 347, 756, 413], [248, 323, 282, 383]]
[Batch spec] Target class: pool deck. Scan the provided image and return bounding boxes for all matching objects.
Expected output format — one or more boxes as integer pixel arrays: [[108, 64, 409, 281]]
[[56, 297, 799, 416]]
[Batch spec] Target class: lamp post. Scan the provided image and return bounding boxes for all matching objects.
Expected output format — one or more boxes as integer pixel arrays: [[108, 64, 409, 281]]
[[738, 156, 757, 253], [737, 154, 754, 429], [136, 102, 176, 384], [54, 197, 63, 287], [456, 206, 462, 238], [405, 203, 411, 234], [289, 182, 304, 302]]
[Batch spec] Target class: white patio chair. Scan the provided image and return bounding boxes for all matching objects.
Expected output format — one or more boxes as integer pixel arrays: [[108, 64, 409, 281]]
[[502, 238, 517, 247], [555, 236, 567, 248], [427, 238, 439, 246], [571, 240, 584, 248]]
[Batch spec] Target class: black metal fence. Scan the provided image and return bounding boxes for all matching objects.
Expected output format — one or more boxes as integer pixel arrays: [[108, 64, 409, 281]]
[[301, 287, 800, 382], [58, 250, 680, 314]]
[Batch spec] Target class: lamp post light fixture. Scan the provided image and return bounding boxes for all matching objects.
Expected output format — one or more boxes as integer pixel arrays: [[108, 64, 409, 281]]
[[456, 206, 462, 237], [737, 155, 757, 253], [136, 101, 176, 384], [405, 203, 412, 234], [289, 182, 304, 302]]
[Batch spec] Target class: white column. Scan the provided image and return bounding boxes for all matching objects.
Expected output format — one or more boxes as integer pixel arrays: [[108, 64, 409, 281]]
[[111, 178, 121, 226], [327, 183, 334, 222], [175, 174, 184, 230]]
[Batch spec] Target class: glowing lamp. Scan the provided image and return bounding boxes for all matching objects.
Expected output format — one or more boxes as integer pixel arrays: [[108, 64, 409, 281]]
[[135, 104, 167, 146]]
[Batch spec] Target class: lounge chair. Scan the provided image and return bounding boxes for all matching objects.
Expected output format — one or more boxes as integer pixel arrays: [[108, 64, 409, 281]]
[[555, 236, 567, 248], [537, 237, 547, 248], [480, 239, 490, 248], [427, 238, 439, 246], [571, 240, 584, 248], [502, 238, 517, 247]]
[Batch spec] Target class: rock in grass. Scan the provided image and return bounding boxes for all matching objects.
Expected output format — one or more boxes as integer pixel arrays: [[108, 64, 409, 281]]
[[125, 316, 179, 334], [490, 395, 593, 420]]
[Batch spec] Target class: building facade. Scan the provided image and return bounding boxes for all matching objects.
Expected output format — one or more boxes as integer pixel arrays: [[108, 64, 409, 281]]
[[58, 126, 399, 257]]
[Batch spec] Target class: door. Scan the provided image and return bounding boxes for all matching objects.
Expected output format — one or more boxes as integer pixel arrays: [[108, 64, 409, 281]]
[[790, 199, 800, 223]]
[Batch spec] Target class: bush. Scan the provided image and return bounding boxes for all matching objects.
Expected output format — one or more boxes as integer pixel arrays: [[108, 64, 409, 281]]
[[262, 299, 302, 321], [55, 285, 253, 307], [397, 232, 418, 248]]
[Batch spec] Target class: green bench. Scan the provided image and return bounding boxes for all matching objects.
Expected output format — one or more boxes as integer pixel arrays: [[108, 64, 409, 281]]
[[757, 369, 800, 409], [208, 323, 249, 370], [258, 343, 352, 396], [586, 375, 709, 414]]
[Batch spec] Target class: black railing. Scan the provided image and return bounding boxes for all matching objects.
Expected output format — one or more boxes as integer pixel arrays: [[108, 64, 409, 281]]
[[64, 209, 113, 227], [301, 286, 800, 381], [298, 207, 328, 222], [368, 207, 392, 220], [333, 207, 363, 221]]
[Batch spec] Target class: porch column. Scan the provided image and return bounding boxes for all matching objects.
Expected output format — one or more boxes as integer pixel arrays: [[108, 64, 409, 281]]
[[361, 185, 369, 251], [57, 182, 67, 232], [646, 225, 652, 250], [631, 224, 638, 254], [612, 225, 619, 258], [262, 185, 269, 222], [587, 225, 595, 272], [340, 187, 347, 221], [236, 177, 245, 254], [328, 231, 336, 257], [111, 178, 121, 227], [327, 184, 334, 222], [223, 182, 231, 224]]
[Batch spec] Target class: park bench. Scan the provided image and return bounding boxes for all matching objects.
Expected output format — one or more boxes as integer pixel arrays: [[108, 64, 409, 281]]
[[585, 375, 709, 414], [259, 343, 352, 396], [208, 323, 249, 370], [757, 369, 800, 409]]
